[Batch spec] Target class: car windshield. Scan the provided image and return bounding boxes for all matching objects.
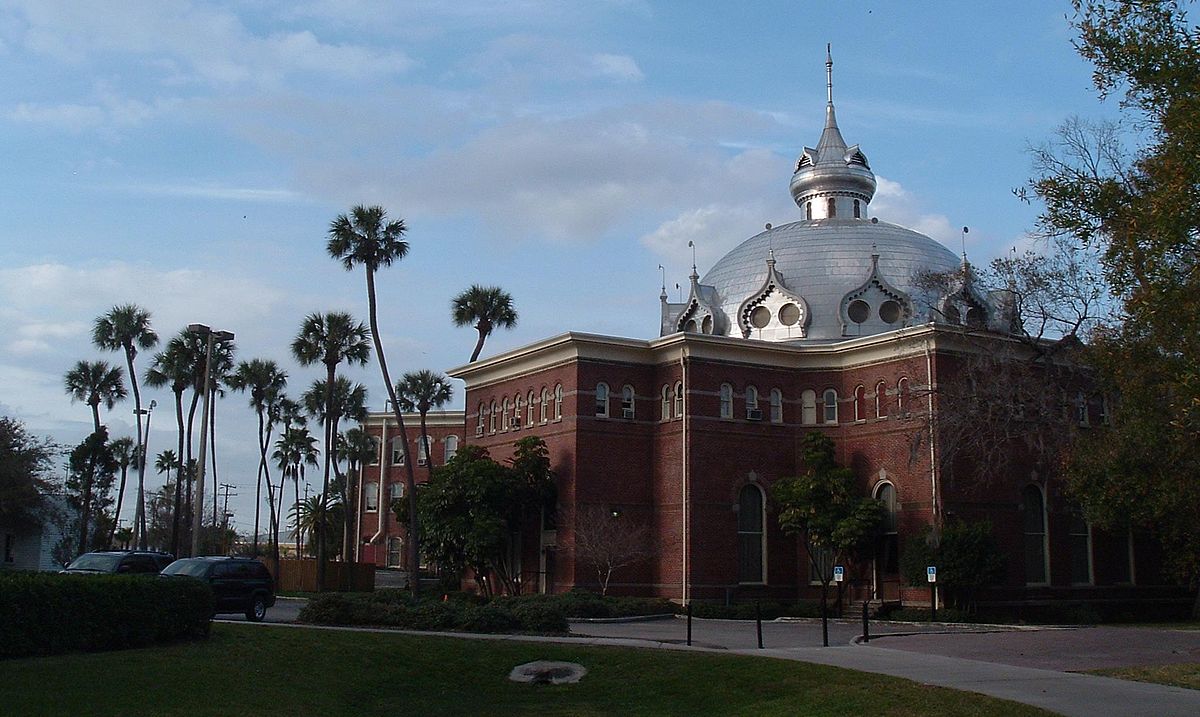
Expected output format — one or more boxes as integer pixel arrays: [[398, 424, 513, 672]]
[[161, 559, 211, 577], [65, 553, 122, 572]]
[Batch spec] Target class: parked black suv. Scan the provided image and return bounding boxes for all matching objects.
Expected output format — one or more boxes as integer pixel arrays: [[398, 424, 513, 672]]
[[61, 550, 175, 575], [160, 557, 276, 621]]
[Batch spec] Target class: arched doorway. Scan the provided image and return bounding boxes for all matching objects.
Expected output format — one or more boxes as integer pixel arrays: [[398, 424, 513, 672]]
[[874, 482, 900, 601]]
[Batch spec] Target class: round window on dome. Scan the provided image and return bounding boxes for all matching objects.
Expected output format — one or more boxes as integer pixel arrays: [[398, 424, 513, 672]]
[[778, 303, 801, 326], [966, 307, 986, 327], [750, 306, 771, 329], [879, 300, 901, 324], [701, 315, 713, 334], [684, 319, 698, 332], [943, 305, 961, 325], [848, 300, 870, 324]]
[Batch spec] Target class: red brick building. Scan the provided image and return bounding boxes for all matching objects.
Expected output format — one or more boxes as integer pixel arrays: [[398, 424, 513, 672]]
[[354, 55, 1178, 610]]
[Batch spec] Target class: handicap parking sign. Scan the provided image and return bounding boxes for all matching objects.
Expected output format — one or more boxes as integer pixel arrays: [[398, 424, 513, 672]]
[[833, 566, 844, 582], [927, 566, 937, 583]]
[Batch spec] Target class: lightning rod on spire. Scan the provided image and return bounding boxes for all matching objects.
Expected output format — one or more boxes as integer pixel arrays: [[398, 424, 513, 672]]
[[826, 43, 833, 104]]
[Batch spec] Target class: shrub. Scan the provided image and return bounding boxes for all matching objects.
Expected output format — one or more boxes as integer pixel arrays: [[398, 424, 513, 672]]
[[0, 572, 212, 659], [900, 520, 1006, 612], [298, 592, 567, 633]]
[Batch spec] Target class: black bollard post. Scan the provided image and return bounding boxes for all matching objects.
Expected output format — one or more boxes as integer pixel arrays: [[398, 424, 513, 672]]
[[930, 583, 937, 622], [686, 602, 692, 646], [862, 600, 870, 644], [821, 583, 829, 647], [756, 600, 763, 649]]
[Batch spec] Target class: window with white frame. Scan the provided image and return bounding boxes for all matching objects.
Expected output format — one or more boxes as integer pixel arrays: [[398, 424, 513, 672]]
[[1068, 505, 1092, 585], [417, 435, 429, 465], [853, 385, 866, 421], [554, 384, 563, 420], [595, 382, 609, 417], [745, 385, 759, 419], [540, 388, 549, 423], [719, 383, 733, 419], [444, 435, 459, 462], [661, 385, 671, 420], [386, 536, 402, 567], [801, 389, 817, 425], [1023, 485, 1048, 584], [737, 484, 766, 583], [390, 437, 406, 465], [513, 395, 524, 431], [875, 482, 899, 575], [769, 388, 783, 423], [897, 378, 910, 415], [822, 388, 838, 424], [489, 400, 497, 433], [875, 381, 887, 418], [476, 403, 485, 436], [364, 482, 379, 512], [501, 397, 511, 431], [621, 385, 635, 419], [368, 436, 381, 464], [527, 391, 535, 427], [674, 382, 684, 417], [390, 482, 404, 501]]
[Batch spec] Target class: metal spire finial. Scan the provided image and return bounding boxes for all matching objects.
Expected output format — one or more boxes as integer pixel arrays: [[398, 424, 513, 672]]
[[960, 226, 970, 262], [657, 264, 667, 300], [687, 240, 697, 274], [826, 43, 833, 105]]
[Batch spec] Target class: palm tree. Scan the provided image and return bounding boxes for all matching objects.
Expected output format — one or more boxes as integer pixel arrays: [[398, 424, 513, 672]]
[[451, 284, 518, 363], [291, 312, 371, 589], [107, 437, 136, 547], [92, 305, 158, 549], [145, 335, 197, 556], [291, 492, 344, 559], [339, 427, 377, 566], [228, 359, 288, 559], [64, 360, 127, 433], [395, 370, 454, 471], [327, 204, 423, 592], [273, 425, 319, 558], [155, 449, 178, 485]]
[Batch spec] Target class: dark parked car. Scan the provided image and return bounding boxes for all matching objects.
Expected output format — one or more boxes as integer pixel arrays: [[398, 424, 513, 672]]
[[161, 557, 276, 621], [61, 550, 175, 575]]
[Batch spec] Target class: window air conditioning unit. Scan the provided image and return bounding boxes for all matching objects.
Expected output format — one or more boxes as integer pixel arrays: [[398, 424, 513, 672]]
[[418, 458, 428, 467], [746, 408, 763, 421], [622, 408, 635, 419], [475, 426, 484, 437]]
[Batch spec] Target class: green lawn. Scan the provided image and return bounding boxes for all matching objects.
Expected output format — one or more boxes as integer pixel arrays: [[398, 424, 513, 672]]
[[1087, 663, 1200, 691], [0, 623, 1054, 717]]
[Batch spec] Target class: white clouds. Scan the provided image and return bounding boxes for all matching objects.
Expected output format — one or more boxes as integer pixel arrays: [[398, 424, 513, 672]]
[[871, 175, 958, 248], [458, 35, 644, 88], [8, 88, 174, 133], [591, 53, 643, 82], [120, 183, 304, 203]]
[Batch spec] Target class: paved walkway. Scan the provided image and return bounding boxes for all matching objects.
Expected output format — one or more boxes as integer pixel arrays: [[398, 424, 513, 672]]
[[569, 616, 1200, 717]]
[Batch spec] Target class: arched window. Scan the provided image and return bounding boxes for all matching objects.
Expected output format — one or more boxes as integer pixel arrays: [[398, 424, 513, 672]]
[[364, 482, 379, 512], [827, 197, 836, 217], [501, 397, 511, 431], [875, 483, 899, 576], [513, 395, 523, 431], [805, 201, 812, 220], [738, 484, 766, 583], [719, 383, 733, 419], [595, 383, 610, 417], [745, 385, 759, 419], [554, 384, 563, 420], [417, 435, 429, 465], [897, 378, 910, 415], [875, 381, 887, 418], [1069, 505, 1092, 585], [390, 482, 405, 501], [540, 388, 549, 424], [853, 385, 866, 422], [621, 385, 635, 419], [674, 381, 684, 417], [390, 437, 406, 465], [444, 435, 459, 462], [527, 391, 535, 427], [386, 536, 403, 567], [769, 388, 783, 423], [1023, 485, 1048, 585], [368, 437, 381, 465], [476, 403, 485, 436], [853, 198, 861, 218], [660, 385, 671, 420], [801, 389, 817, 425], [489, 400, 497, 433], [822, 388, 839, 424]]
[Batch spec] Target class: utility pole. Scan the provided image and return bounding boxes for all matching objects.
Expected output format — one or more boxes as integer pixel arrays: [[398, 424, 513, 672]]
[[219, 483, 237, 554]]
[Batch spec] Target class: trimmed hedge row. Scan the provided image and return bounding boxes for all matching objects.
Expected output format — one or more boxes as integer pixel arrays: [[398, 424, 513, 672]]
[[299, 590, 569, 633], [0, 572, 213, 659]]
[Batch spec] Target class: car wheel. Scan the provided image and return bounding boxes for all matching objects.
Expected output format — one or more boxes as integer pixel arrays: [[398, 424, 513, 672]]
[[246, 595, 267, 622]]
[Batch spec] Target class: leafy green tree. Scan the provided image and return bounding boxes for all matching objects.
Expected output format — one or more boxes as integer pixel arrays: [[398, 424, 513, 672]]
[[106, 436, 136, 548], [900, 521, 1006, 613], [338, 427, 377, 565], [395, 369, 453, 470], [273, 424, 319, 558], [63, 360, 126, 433], [413, 437, 554, 597], [229, 358, 288, 560], [326, 204, 423, 594], [92, 304, 157, 548], [0, 416, 56, 529], [291, 312, 370, 586], [292, 492, 345, 559], [451, 284, 518, 363], [1023, 1, 1200, 612]]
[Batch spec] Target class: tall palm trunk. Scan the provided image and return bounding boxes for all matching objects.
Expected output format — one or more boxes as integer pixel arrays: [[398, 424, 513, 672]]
[[365, 268, 420, 595], [294, 462, 303, 558], [121, 343, 148, 550], [108, 461, 129, 548], [316, 362, 335, 591], [469, 321, 491, 363], [89, 398, 102, 434], [169, 389, 186, 556], [210, 397, 219, 528], [253, 410, 266, 557], [184, 389, 200, 535]]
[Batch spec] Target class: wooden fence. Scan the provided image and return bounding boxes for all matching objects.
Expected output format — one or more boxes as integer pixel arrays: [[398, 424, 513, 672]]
[[269, 559, 375, 592]]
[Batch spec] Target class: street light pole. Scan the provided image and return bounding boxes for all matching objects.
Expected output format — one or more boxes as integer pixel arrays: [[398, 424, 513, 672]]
[[133, 400, 156, 549], [188, 324, 234, 557]]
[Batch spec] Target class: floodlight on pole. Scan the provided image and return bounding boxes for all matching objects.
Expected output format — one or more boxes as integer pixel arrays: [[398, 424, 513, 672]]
[[189, 324, 234, 557]]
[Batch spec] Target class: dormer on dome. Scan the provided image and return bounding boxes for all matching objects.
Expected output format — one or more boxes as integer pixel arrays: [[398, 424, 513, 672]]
[[936, 259, 992, 329], [672, 267, 724, 335], [839, 253, 913, 336], [789, 46, 877, 221], [735, 251, 810, 340]]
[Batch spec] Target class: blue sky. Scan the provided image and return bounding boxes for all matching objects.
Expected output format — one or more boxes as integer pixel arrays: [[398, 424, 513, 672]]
[[0, 1, 1117, 533]]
